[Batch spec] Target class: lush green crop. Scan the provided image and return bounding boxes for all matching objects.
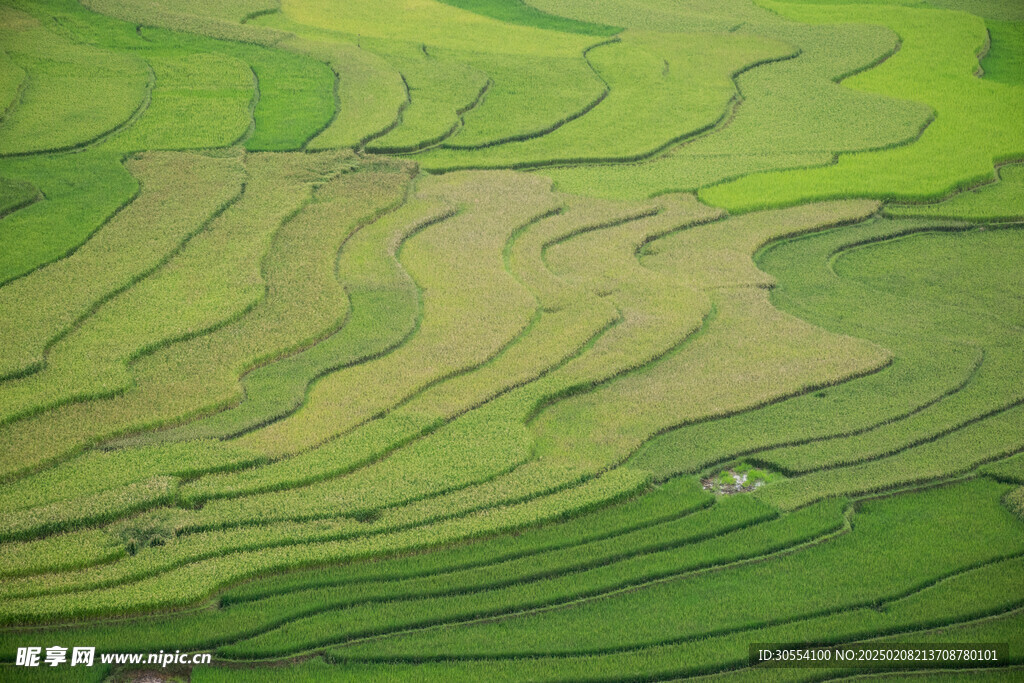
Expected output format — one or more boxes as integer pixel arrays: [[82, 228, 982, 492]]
[[437, 51, 609, 150], [0, 177, 35, 217], [1, 0, 1021, 679], [526, 0, 772, 34], [114, 51, 253, 151], [0, 491, 819, 655], [418, 31, 793, 170], [751, 225, 1024, 507], [887, 163, 1024, 221], [0, 50, 25, 116], [0, 151, 138, 286], [218, 498, 822, 658], [323, 583, 1024, 682], [634, 220, 1024, 506], [278, 0, 595, 57], [82, 0, 285, 44], [0, 470, 649, 622], [0, 194, 895, 621], [433, 0, 620, 36], [700, 0, 1024, 210], [982, 20, 1024, 86], [186, 566, 1024, 681], [0, 528, 123, 578], [363, 41, 489, 154], [177, 199, 869, 519], [18, 0, 335, 153], [0, 152, 338, 433], [0, 663, 109, 682], [217, 476, 711, 603], [328, 480, 1021, 658], [1006, 486, 1024, 520], [226, 170, 557, 457], [0, 156, 409, 480], [239, 43, 336, 151], [0, 197, 894, 627], [0, 152, 243, 389], [0, 5, 149, 155], [982, 452, 1024, 485], [136, 198, 450, 443], [543, 15, 931, 199], [279, 33, 408, 150], [88, 0, 277, 24]]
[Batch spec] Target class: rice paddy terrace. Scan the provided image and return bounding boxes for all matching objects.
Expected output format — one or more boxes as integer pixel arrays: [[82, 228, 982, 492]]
[[0, 0, 1022, 680]]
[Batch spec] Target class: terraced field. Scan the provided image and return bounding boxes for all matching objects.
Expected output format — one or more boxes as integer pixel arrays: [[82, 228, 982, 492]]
[[0, 0, 1021, 680]]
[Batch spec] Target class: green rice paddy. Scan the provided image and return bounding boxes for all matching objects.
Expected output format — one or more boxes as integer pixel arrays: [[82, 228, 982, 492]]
[[0, 0, 1021, 680]]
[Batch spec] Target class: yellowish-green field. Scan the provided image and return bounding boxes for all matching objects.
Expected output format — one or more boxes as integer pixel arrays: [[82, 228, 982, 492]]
[[0, 0, 1022, 680]]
